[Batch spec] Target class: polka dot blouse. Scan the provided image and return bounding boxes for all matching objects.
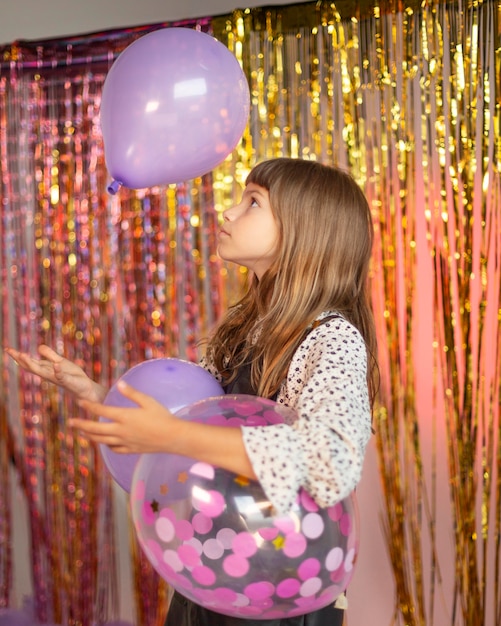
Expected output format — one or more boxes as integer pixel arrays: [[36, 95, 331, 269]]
[[203, 311, 373, 514]]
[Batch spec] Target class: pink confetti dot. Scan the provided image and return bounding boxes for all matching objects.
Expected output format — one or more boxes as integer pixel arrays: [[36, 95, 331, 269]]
[[175, 519, 194, 541], [344, 547, 356, 572], [340, 512, 352, 536], [159, 507, 177, 522], [178, 544, 201, 568], [257, 526, 279, 541], [213, 587, 238, 603], [318, 584, 341, 602], [244, 581, 275, 601], [202, 538, 225, 560], [276, 578, 301, 598], [330, 566, 346, 583], [232, 532, 257, 557], [232, 399, 264, 416], [192, 489, 226, 518], [163, 549, 183, 572], [299, 490, 319, 512], [302, 512, 324, 539], [226, 417, 246, 427], [223, 554, 250, 578], [233, 593, 251, 607], [192, 512, 213, 535], [186, 537, 203, 555], [298, 557, 321, 580], [216, 527, 236, 548], [190, 462, 215, 480], [327, 502, 343, 521], [141, 500, 156, 525], [262, 409, 286, 425], [251, 597, 274, 610], [295, 594, 331, 611], [283, 532, 307, 558], [144, 539, 163, 567], [206, 413, 228, 425], [244, 415, 267, 426], [234, 605, 265, 617], [299, 577, 322, 597], [191, 565, 217, 586], [155, 516, 175, 543], [325, 547, 344, 571], [274, 516, 295, 534], [190, 587, 217, 606]]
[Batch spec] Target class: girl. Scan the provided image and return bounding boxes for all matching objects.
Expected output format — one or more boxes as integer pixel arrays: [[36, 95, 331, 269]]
[[7, 158, 378, 626]]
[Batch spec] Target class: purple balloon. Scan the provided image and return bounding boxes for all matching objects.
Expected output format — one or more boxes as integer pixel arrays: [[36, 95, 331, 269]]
[[99, 358, 224, 491], [100, 27, 250, 191], [130, 395, 359, 619]]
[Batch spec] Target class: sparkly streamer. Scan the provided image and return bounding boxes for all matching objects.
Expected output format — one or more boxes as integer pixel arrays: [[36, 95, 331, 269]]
[[0, 17, 224, 626], [218, 3, 501, 625], [1, 3, 500, 626]]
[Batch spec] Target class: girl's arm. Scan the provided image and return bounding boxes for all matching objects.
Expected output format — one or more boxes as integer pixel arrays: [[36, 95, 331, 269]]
[[241, 317, 373, 513], [72, 381, 258, 480], [6, 345, 256, 479]]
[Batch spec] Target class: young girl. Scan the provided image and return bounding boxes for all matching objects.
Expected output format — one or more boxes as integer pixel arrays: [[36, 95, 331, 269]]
[[7, 158, 378, 626]]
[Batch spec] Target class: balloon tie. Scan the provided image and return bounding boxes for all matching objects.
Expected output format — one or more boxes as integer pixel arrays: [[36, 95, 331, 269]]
[[107, 180, 122, 195]]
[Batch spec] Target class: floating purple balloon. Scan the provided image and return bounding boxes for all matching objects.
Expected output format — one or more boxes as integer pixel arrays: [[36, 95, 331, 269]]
[[99, 358, 223, 491], [130, 395, 359, 619], [100, 27, 250, 192]]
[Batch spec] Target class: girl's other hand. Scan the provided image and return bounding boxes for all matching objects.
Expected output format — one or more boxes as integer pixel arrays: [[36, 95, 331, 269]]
[[5, 344, 107, 403], [71, 381, 177, 454], [73, 382, 257, 480]]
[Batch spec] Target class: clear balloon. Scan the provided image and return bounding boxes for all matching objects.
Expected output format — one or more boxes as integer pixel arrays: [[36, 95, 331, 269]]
[[130, 395, 359, 620], [99, 27, 250, 191], [99, 358, 224, 491]]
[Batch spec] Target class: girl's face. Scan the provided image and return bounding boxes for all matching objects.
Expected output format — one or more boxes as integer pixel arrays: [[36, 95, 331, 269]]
[[218, 183, 279, 278]]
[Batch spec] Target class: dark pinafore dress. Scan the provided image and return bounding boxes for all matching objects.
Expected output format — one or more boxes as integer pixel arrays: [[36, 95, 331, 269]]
[[165, 319, 346, 626]]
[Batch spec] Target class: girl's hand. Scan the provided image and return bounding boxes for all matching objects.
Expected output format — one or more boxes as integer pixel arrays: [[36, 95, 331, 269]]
[[5, 345, 107, 403], [73, 381, 258, 480], [70, 381, 179, 455]]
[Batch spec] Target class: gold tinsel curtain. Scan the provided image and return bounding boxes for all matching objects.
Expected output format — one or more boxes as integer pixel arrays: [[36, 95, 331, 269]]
[[1, 2, 500, 626]]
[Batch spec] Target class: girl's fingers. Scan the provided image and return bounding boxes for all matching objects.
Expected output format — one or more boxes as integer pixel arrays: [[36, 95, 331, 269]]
[[67, 419, 126, 446], [6, 348, 27, 365], [68, 417, 114, 434], [115, 381, 155, 405], [38, 345, 63, 363], [77, 386, 153, 422]]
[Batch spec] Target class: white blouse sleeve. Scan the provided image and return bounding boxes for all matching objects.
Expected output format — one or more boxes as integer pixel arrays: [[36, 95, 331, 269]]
[[240, 316, 373, 514]]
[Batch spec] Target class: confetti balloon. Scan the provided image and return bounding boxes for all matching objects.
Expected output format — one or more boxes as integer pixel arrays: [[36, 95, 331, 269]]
[[100, 27, 250, 193], [100, 358, 224, 491], [130, 395, 359, 619]]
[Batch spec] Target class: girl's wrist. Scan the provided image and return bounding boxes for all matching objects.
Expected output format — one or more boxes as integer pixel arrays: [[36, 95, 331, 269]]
[[88, 382, 108, 403]]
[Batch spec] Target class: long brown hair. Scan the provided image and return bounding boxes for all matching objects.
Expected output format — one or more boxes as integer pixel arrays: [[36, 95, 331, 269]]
[[206, 158, 378, 405]]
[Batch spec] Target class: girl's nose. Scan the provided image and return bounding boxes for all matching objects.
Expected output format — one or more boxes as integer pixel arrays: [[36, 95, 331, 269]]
[[222, 206, 235, 221]]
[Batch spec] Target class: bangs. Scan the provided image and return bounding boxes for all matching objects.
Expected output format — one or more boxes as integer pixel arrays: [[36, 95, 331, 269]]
[[245, 159, 282, 190]]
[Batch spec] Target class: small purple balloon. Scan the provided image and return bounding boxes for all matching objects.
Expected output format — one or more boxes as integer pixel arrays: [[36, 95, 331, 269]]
[[130, 395, 359, 619], [100, 27, 250, 191], [99, 358, 224, 491]]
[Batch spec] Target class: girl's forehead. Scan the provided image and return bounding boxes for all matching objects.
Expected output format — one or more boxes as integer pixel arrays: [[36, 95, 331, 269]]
[[244, 182, 268, 196]]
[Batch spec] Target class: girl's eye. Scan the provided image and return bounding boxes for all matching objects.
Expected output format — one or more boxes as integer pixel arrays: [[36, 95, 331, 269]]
[[249, 198, 259, 207]]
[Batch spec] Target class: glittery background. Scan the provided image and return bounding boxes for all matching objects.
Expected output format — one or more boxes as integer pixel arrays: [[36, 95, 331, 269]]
[[1, 2, 500, 625]]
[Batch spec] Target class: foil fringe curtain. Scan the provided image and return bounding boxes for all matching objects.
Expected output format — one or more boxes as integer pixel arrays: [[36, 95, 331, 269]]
[[1, 2, 500, 625]]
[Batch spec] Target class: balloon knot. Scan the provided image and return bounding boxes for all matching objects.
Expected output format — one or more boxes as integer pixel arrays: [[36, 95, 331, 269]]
[[107, 180, 122, 195]]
